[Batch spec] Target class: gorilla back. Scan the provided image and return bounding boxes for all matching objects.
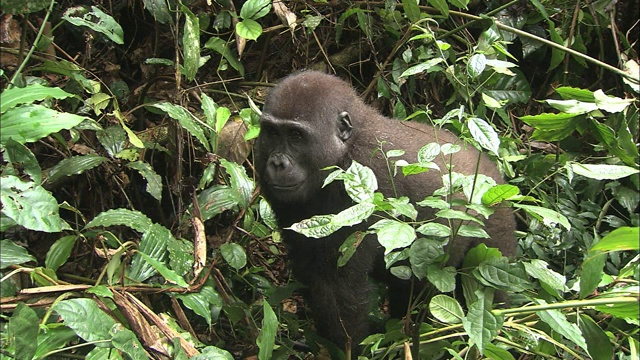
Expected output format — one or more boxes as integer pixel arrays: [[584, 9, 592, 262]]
[[254, 71, 516, 350]]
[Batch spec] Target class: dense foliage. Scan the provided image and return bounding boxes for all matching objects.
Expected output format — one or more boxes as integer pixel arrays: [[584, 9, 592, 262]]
[[0, 0, 638, 359]]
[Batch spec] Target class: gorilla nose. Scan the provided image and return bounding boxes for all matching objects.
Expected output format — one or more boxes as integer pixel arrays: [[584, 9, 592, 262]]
[[268, 153, 292, 169]]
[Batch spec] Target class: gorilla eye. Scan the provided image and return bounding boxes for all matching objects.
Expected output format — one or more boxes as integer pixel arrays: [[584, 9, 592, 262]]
[[289, 129, 303, 141]]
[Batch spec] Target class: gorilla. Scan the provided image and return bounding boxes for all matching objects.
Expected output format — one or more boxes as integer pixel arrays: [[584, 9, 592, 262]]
[[254, 71, 516, 351]]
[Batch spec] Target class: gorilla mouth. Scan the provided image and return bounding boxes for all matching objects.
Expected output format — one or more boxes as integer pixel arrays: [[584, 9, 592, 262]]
[[271, 182, 303, 191]]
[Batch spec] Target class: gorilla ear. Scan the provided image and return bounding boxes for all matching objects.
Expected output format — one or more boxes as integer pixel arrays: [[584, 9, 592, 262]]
[[338, 111, 353, 141]]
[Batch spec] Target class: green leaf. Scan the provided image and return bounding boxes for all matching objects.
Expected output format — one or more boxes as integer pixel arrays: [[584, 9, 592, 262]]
[[481, 184, 519, 206], [236, 19, 262, 41], [427, 0, 449, 16], [63, 6, 124, 44], [45, 235, 77, 272], [220, 158, 254, 207], [410, 238, 445, 279], [1, 0, 50, 14], [181, 5, 200, 81], [372, 219, 416, 254], [463, 243, 503, 268], [34, 325, 77, 359], [240, 0, 271, 20], [426, 265, 457, 292], [417, 143, 441, 163], [195, 185, 242, 222], [220, 243, 247, 270], [111, 326, 148, 360], [152, 102, 211, 151], [126, 161, 163, 201], [176, 286, 223, 326], [555, 86, 595, 102], [568, 162, 640, 181], [136, 251, 188, 287], [483, 69, 531, 104], [2, 138, 41, 183], [1, 104, 89, 145], [475, 258, 531, 292], [591, 227, 639, 252], [1, 176, 71, 232], [216, 107, 231, 134], [484, 343, 515, 360], [544, 99, 598, 114], [535, 299, 588, 353], [128, 223, 173, 282], [579, 251, 606, 299], [44, 155, 108, 187], [143, 0, 171, 24], [203, 37, 245, 76], [338, 231, 365, 267], [85, 209, 153, 233], [523, 259, 568, 293], [462, 298, 503, 354], [257, 300, 278, 360], [467, 117, 499, 156], [54, 298, 117, 343], [0, 240, 37, 269], [547, 21, 564, 71], [8, 303, 39, 360], [512, 203, 571, 230], [192, 346, 234, 360], [593, 89, 634, 113], [579, 314, 613, 360], [401, 0, 420, 23], [416, 222, 451, 237], [343, 160, 378, 203], [399, 58, 444, 78], [0, 84, 74, 113], [467, 54, 486, 79], [429, 294, 464, 324]]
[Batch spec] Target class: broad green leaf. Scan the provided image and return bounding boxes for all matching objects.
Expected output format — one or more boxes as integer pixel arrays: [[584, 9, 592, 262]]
[[535, 299, 588, 353], [593, 89, 634, 113], [475, 258, 531, 292], [45, 235, 77, 272], [512, 203, 571, 230], [63, 6, 124, 44], [338, 231, 365, 267], [152, 102, 211, 151], [427, 0, 449, 16], [54, 298, 117, 343], [579, 251, 606, 299], [467, 117, 499, 156], [579, 314, 613, 360], [167, 237, 194, 277], [372, 219, 416, 254], [216, 107, 232, 134], [484, 343, 515, 360], [195, 185, 242, 222], [410, 238, 445, 279], [143, 0, 171, 23], [426, 265, 457, 292], [484, 59, 517, 76], [555, 86, 595, 102], [547, 21, 564, 71], [34, 325, 77, 359], [483, 69, 531, 104], [240, 0, 271, 20], [220, 159, 254, 207], [1, 0, 50, 14], [568, 162, 639, 180], [204, 37, 246, 76], [462, 298, 503, 354], [128, 223, 173, 282], [1, 104, 89, 145], [181, 5, 200, 81], [416, 222, 451, 237], [591, 227, 639, 252], [44, 155, 108, 187], [85, 209, 153, 233], [467, 54, 486, 79], [288, 214, 338, 238], [435, 209, 483, 224], [334, 202, 376, 228], [344, 161, 378, 203], [126, 161, 163, 201], [136, 251, 188, 287], [257, 301, 278, 360], [387, 197, 418, 220], [1, 176, 71, 232], [418, 143, 441, 163], [236, 19, 262, 41], [192, 346, 234, 360], [259, 198, 278, 230], [111, 326, 147, 360], [545, 99, 598, 114], [401, 0, 420, 23], [201, 92, 217, 128], [176, 286, 224, 326], [8, 303, 39, 360], [482, 92, 502, 109], [0, 240, 36, 269], [390, 265, 412, 280], [481, 184, 519, 206], [220, 243, 247, 270], [457, 225, 489, 238], [399, 58, 444, 78], [429, 294, 464, 324], [2, 138, 41, 183], [0, 84, 74, 113], [523, 259, 568, 293]]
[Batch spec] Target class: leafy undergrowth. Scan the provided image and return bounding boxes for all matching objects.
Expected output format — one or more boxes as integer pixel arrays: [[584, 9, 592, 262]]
[[0, 0, 638, 359]]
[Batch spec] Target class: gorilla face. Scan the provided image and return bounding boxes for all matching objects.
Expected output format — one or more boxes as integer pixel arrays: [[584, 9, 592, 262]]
[[255, 74, 354, 207]]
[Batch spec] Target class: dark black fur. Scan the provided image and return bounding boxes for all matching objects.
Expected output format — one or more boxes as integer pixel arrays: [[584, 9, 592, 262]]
[[254, 71, 516, 349]]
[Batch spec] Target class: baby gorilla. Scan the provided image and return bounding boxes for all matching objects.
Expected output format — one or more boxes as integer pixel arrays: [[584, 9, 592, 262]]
[[254, 71, 516, 350]]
